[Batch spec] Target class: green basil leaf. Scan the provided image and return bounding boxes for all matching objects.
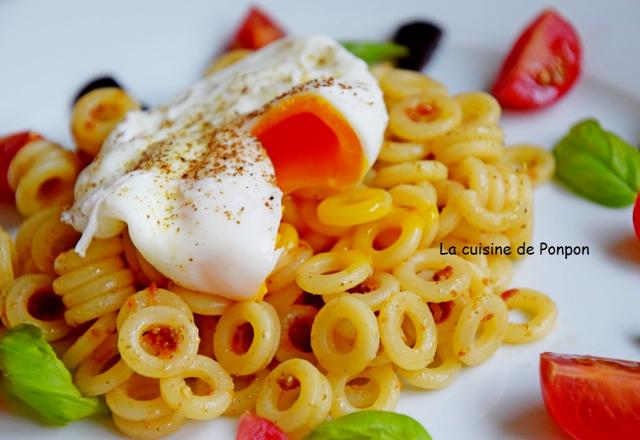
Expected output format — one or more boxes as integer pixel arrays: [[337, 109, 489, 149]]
[[303, 410, 432, 440], [342, 41, 409, 65], [0, 324, 105, 426], [553, 119, 640, 207]]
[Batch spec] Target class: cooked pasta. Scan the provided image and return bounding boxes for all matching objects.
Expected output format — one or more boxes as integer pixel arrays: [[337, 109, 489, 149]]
[[53, 237, 136, 325], [71, 87, 140, 157], [7, 140, 81, 216], [0, 62, 558, 439]]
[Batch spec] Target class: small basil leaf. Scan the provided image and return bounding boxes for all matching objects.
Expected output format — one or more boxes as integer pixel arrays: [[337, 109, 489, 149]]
[[553, 119, 640, 207], [0, 324, 105, 426], [342, 41, 409, 65], [303, 410, 432, 440]]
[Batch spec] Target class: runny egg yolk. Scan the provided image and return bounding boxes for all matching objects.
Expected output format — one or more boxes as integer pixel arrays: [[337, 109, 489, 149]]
[[251, 94, 364, 194]]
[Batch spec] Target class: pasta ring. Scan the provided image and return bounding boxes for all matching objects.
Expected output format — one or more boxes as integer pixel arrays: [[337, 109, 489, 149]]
[[213, 301, 280, 375], [501, 288, 557, 344], [352, 208, 424, 270], [296, 250, 372, 294], [310, 295, 379, 374], [322, 270, 400, 311], [160, 355, 233, 420], [452, 293, 508, 366], [378, 291, 437, 370], [394, 249, 471, 302], [118, 305, 199, 378], [256, 358, 331, 433], [317, 188, 393, 227], [389, 93, 462, 141], [373, 160, 448, 188], [75, 334, 133, 396], [106, 374, 173, 422], [328, 365, 401, 417]]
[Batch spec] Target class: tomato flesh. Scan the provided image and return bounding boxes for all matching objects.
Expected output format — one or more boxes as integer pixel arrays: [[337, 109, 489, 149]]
[[228, 7, 285, 50], [492, 10, 582, 110], [540, 352, 640, 440], [236, 412, 289, 440], [633, 193, 640, 241], [0, 131, 41, 203]]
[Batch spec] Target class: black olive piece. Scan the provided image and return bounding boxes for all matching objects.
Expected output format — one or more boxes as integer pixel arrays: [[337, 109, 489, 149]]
[[72, 76, 123, 105], [393, 21, 443, 71]]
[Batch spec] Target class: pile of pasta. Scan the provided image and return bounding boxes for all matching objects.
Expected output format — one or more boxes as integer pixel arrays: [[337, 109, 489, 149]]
[[0, 65, 558, 439]]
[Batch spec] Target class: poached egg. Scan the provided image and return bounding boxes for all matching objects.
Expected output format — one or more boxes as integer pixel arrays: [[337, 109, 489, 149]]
[[64, 35, 387, 300]]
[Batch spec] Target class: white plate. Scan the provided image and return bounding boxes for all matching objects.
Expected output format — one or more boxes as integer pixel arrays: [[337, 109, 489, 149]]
[[1, 0, 639, 439]]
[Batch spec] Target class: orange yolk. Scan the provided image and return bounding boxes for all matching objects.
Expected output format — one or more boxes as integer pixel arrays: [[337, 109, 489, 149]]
[[251, 94, 364, 194]]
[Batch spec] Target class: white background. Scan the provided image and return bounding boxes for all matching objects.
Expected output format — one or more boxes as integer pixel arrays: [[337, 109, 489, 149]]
[[1, 0, 639, 439]]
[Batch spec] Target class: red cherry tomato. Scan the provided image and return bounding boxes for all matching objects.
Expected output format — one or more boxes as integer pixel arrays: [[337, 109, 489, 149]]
[[228, 7, 286, 51], [0, 131, 41, 203], [492, 10, 582, 110], [540, 352, 640, 440], [236, 412, 289, 440], [633, 193, 640, 241]]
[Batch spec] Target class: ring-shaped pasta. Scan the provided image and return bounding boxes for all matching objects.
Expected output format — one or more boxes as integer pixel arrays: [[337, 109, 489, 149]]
[[322, 271, 400, 311], [106, 374, 173, 422], [296, 250, 372, 295], [256, 358, 331, 433], [452, 293, 508, 366], [8, 141, 81, 216], [276, 304, 318, 363], [317, 188, 393, 227], [160, 355, 233, 420], [328, 364, 401, 417], [112, 411, 185, 440], [389, 184, 440, 247], [0, 230, 16, 293], [394, 249, 471, 302], [501, 288, 557, 344], [397, 341, 462, 390], [352, 208, 424, 270], [298, 198, 353, 237], [373, 160, 448, 189], [118, 305, 199, 378], [71, 87, 140, 157], [267, 241, 313, 292], [117, 287, 193, 329], [62, 311, 117, 369], [29, 209, 80, 275], [380, 69, 447, 101], [225, 369, 270, 416], [75, 334, 133, 396], [310, 296, 379, 374], [213, 301, 280, 375], [389, 93, 462, 141], [378, 291, 437, 370], [378, 140, 430, 163], [503, 144, 556, 185], [167, 283, 231, 316], [455, 92, 501, 126], [3, 274, 70, 341]]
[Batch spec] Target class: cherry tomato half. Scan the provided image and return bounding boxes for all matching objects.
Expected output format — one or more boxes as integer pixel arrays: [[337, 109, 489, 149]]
[[540, 352, 640, 440], [228, 7, 286, 51], [0, 131, 41, 203], [633, 193, 640, 241], [492, 10, 582, 110], [236, 412, 289, 440]]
